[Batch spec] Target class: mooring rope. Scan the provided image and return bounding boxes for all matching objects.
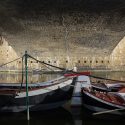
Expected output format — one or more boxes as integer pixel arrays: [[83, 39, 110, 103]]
[[27, 54, 66, 71], [41, 63, 56, 71], [71, 72, 125, 83], [0, 57, 22, 68], [88, 75, 125, 83]]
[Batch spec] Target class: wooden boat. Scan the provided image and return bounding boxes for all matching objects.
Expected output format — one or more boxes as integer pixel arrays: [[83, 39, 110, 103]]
[[91, 79, 125, 92], [92, 82, 125, 92], [81, 86, 125, 116], [65, 73, 125, 92], [82, 76, 125, 92], [0, 76, 75, 112]]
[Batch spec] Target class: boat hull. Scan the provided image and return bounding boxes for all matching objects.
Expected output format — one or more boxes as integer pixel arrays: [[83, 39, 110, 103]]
[[0, 78, 75, 112], [82, 90, 125, 116]]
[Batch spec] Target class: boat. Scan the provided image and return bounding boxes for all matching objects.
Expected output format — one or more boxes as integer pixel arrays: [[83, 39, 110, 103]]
[[81, 86, 125, 117], [65, 73, 125, 94], [0, 75, 75, 112], [82, 76, 125, 92], [65, 73, 125, 93]]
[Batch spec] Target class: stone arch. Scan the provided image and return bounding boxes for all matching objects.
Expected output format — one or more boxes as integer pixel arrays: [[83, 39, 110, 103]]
[[110, 36, 125, 70], [0, 37, 19, 69]]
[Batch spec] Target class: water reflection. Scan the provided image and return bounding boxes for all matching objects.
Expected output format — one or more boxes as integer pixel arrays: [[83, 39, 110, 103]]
[[92, 71, 125, 81], [1, 71, 125, 84], [0, 108, 74, 125], [82, 108, 125, 125], [84, 118, 125, 125], [0, 107, 125, 125], [0, 72, 61, 83]]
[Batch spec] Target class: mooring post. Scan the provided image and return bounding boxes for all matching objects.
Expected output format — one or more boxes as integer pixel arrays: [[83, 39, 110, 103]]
[[25, 51, 30, 121]]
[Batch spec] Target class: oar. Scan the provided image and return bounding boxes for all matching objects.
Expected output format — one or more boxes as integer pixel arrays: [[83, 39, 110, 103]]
[[93, 108, 125, 116]]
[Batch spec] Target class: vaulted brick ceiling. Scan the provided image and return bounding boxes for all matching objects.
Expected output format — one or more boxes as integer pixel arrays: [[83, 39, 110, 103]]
[[0, 0, 125, 57]]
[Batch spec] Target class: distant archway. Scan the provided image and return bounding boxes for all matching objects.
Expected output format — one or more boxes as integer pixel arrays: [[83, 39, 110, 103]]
[[0, 36, 19, 69], [110, 36, 125, 69]]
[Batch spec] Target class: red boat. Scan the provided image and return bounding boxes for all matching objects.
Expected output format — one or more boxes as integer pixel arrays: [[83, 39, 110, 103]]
[[81, 86, 125, 117]]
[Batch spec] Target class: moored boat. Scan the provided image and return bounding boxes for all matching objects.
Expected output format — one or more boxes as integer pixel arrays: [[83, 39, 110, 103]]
[[0, 76, 75, 113], [80, 75, 125, 92], [81, 86, 125, 117]]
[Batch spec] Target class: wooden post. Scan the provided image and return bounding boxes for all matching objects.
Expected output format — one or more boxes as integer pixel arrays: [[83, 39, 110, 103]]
[[25, 51, 30, 121]]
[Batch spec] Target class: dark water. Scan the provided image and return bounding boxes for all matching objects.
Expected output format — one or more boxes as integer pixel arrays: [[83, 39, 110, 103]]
[[0, 71, 125, 125], [0, 108, 125, 125]]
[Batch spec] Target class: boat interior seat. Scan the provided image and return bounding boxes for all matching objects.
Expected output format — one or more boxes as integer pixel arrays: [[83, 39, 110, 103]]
[[108, 92, 125, 104]]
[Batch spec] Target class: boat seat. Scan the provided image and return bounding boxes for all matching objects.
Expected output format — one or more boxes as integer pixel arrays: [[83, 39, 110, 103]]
[[93, 91, 125, 105], [108, 93, 125, 105]]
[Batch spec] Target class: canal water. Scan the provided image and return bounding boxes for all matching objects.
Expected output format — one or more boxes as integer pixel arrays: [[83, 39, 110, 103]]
[[0, 71, 125, 125]]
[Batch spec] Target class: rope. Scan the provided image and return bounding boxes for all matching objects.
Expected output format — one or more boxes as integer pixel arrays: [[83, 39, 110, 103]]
[[93, 108, 125, 116], [27, 54, 66, 71], [33, 64, 55, 73], [71, 71, 125, 83], [41, 63, 56, 71], [0, 57, 22, 68], [88, 74, 125, 83]]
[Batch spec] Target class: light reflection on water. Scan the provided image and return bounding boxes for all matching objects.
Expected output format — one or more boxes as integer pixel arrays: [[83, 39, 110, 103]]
[[0, 71, 125, 83], [0, 72, 61, 83], [92, 71, 125, 81], [0, 71, 125, 125]]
